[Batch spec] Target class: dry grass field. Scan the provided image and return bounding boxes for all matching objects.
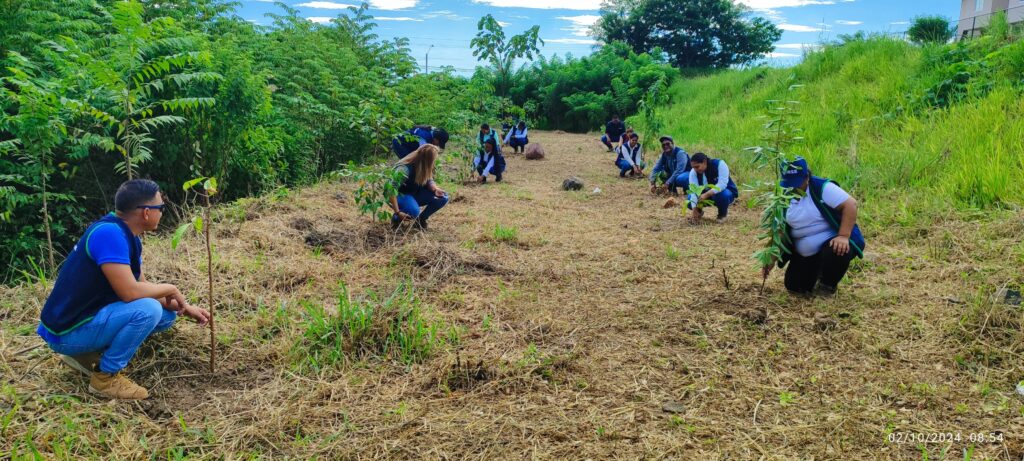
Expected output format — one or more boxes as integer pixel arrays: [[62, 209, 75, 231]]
[[2, 131, 1022, 459]]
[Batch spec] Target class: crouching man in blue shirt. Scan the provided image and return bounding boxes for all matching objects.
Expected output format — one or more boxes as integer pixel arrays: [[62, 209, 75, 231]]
[[37, 179, 210, 400]]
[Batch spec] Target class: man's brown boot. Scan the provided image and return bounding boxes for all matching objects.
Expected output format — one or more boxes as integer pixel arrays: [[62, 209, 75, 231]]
[[60, 352, 101, 375], [89, 371, 149, 400]]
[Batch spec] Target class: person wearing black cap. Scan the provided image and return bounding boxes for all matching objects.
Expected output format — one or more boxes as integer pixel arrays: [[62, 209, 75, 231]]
[[601, 115, 627, 152], [391, 125, 449, 159], [762, 157, 865, 296], [648, 136, 690, 195], [687, 153, 738, 222]]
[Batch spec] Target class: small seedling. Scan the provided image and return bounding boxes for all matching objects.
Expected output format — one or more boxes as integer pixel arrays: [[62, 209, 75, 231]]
[[172, 176, 219, 373], [492, 224, 518, 242], [665, 244, 681, 260], [778, 391, 796, 406]]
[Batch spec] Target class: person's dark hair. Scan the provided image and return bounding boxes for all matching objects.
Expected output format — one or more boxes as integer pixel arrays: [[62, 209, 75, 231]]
[[612, 115, 620, 120], [432, 127, 449, 149], [480, 123, 490, 130], [517, 121, 526, 129], [484, 138, 497, 151], [690, 152, 709, 164], [115, 179, 161, 212], [629, 132, 639, 140]]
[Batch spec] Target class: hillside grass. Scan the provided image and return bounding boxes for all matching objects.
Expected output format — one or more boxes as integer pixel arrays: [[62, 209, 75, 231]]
[[650, 35, 1024, 231]]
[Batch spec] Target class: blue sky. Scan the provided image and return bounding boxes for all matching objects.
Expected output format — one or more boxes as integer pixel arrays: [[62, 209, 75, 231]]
[[236, 0, 960, 73]]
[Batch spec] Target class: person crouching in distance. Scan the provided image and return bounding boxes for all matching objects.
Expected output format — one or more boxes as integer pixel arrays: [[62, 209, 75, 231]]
[[601, 115, 627, 152], [761, 157, 865, 297], [504, 120, 529, 154], [687, 152, 738, 223], [390, 144, 448, 230], [648, 136, 690, 196], [391, 125, 449, 159], [615, 132, 645, 178], [474, 138, 506, 184], [37, 179, 211, 400]]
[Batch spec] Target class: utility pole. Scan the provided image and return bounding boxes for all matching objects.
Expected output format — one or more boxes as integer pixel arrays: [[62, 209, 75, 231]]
[[425, 44, 434, 74]]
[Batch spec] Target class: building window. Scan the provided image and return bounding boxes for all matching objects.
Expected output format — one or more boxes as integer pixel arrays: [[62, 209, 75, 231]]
[[976, 0, 984, 12]]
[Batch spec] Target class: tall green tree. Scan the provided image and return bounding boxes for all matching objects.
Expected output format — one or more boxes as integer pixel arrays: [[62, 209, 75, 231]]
[[594, 0, 781, 68], [471, 15, 543, 97]]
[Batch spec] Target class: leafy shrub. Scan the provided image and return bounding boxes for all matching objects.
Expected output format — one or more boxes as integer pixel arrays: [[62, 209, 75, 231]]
[[908, 15, 954, 45]]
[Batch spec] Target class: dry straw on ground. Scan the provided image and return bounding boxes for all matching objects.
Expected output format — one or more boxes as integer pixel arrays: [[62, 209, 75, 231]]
[[1, 132, 1022, 459]]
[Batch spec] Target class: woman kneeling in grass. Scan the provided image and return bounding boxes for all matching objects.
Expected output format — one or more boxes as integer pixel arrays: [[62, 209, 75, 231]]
[[762, 157, 866, 297], [390, 144, 448, 230], [475, 138, 506, 183]]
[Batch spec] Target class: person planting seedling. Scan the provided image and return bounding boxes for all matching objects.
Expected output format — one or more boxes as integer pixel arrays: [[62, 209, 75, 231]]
[[390, 144, 449, 230], [614, 132, 645, 178], [687, 152, 738, 223], [649, 135, 691, 196], [35, 179, 210, 400], [761, 157, 865, 297], [474, 138, 506, 183]]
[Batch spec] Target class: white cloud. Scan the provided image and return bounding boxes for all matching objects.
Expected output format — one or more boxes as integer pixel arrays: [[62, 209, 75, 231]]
[[890, 21, 909, 25], [767, 52, 799, 58], [296, 1, 355, 8], [544, 37, 598, 44], [557, 15, 600, 37], [422, 10, 470, 20], [736, 0, 852, 8], [778, 23, 828, 32], [498, 21, 511, 26], [298, 0, 415, 10], [835, 19, 862, 25], [370, 0, 417, 9], [775, 42, 820, 49], [471, 0, 601, 10], [307, 16, 334, 24], [376, 16, 423, 21]]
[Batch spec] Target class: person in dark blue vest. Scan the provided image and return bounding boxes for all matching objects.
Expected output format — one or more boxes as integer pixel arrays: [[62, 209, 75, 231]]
[[601, 115, 627, 152], [648, 136, 690, 196], [504, 121, 529, 154], [391, 125, 449, 159], [762, 157, 865, 297], [614, 132, 644, 177], [389, 144, 449, 230], [474, 138, 506, 183], [687, 153, 738, 223], [477, 123, 500, 150], [36, 179, 211, 400]]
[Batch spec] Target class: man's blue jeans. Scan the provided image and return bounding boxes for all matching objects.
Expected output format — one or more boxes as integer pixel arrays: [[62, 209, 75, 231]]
[[44, 298, 176, 374], [392, 188, 449, 224]]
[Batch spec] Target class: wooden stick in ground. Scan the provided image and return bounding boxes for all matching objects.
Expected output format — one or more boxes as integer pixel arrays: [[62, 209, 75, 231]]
[[760, 273, 767, 295], [204, 191, 215, 373]]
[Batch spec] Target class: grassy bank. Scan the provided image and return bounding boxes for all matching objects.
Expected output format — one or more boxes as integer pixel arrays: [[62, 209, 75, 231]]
[[650, 34, 1024, 229]]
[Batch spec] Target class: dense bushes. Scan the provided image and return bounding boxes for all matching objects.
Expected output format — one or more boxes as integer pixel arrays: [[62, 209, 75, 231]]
[[499, 42, 678, 132], [0, 0, 498, 281]]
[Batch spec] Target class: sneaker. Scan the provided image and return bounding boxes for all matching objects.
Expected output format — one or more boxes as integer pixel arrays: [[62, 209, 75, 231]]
[[61, 352, 101, 376], [814, 282, 837, 297], [416, 218, 429, 230], [89, 371, 149, 400], [716, 215, 728, 223]]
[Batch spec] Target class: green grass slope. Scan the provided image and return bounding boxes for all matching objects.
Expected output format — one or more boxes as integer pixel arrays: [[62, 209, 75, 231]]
[[653, 33, 1024, 228]]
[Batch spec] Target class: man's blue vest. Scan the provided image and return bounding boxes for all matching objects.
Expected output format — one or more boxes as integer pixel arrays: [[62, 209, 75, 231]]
[[39, 214, 141, 335], [694, 158, 738, 196]]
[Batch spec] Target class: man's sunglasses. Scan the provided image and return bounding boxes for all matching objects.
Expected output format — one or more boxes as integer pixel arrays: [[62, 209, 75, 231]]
[[661, 142, 673, 147], [137, 204, 166, 211]]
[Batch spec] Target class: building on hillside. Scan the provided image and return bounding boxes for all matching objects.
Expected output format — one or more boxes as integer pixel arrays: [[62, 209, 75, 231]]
[[957, 0, 1024, 39]]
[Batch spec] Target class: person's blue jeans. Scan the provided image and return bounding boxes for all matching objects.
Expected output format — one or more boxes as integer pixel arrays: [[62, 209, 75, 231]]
[[689, 188, 736, 218], [392, 188, 449, 224], [667, 173, 689, 195], [44, 298, 176, 374], [616, 159, 645, 176], [601, 134, 620, 150]]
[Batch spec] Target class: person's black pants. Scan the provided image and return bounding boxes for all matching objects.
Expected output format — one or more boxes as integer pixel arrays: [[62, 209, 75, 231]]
[[784, 238, 855, 293]]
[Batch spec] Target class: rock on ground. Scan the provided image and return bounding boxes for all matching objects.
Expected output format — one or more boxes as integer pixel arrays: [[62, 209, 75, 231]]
[[663, 197, 678, 209], [525, 144, 545, 160], [562, 177, 583, 191]]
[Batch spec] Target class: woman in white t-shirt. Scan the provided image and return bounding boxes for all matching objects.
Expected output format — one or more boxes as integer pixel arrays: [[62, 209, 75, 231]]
[[762, 157, 866, 296]]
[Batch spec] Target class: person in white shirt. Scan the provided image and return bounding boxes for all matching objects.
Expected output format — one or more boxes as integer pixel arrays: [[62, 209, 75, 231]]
[[761, 157, 866, 297], [474, 138, 505, 183], [687, 153, 738, 222], [614, 132, 644, 178], [504, 121, 529, 153]]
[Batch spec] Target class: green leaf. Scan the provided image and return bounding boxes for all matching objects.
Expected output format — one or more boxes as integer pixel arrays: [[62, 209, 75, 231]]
[[171, 222, 192, 250], [203, 177, 218, 196], [183, 177, 205, 191]]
